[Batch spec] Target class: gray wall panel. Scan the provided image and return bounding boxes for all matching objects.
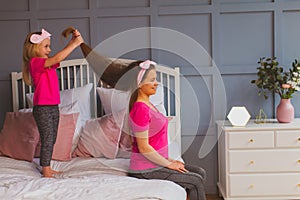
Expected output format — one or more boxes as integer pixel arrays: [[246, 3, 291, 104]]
[[181, 76, 204, 136], [37, 0, 89, 10], [96, 16, 150, 59], [158, 13, 212, 67], [0, 81, 12, 130], [0, 20, 29, 77], [220, 0, 273, 4], [158, 0, 211, 6], [97, 16, 150, 42], [181, 75, 212, 136], [292, 95, 300, 117], [97, 0, 149, 8], [0, 0, 29, 11], [220, 11, 274, 66], [282, 11, 300, 65], [223, 74, 274, 118]]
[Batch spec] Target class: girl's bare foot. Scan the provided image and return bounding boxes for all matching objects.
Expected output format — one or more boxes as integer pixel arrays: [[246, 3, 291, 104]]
[[42, 166, 62, 178], [50, 168, 62, 174]]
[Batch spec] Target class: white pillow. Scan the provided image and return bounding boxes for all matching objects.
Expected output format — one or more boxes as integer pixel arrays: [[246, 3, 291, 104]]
[[96, 87, 130, 114], [60, 83, 93, 126], [97, 83, 166, 115], [18, 108, 33, 113], [25, 93, 34, 108], [149, 84, 164, 105], [150, 84, 166, 116], [26, 83, 93, 124]]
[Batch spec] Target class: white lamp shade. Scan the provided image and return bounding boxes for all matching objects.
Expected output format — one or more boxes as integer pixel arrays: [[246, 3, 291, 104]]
[[227, 106, 251, 126]]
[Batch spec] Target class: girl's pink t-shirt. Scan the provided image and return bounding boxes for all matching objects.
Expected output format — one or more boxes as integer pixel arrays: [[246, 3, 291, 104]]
[[129, 102, 169, 171], [29, 57, 60, 106]]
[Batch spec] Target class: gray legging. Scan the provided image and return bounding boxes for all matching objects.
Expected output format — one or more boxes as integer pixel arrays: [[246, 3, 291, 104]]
[[33, 105, 59, 167], [129, 164, 206, 200]]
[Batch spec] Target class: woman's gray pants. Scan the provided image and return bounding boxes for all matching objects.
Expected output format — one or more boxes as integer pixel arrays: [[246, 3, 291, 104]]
[[129, 164, 206, 200]]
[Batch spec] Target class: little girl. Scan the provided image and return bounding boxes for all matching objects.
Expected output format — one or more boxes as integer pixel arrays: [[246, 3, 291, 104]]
[[22, 28, 83, 178]]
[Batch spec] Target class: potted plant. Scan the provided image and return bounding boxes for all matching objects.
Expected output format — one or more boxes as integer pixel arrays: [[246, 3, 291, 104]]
[[251, 57, 300, 122]]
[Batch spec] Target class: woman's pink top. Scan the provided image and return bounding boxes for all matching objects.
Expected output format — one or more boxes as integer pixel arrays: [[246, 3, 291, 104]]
[[29, 57, 60, 106], [129, 102, 169, 171]]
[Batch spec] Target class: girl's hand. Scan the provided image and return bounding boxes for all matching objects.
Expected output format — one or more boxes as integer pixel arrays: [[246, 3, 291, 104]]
[[167, 161, 189, 173], [70, 29, 84, 46], [73, 29, 81, 37]]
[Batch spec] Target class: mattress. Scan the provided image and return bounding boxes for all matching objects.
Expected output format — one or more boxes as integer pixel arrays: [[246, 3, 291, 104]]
[[0, 156, 186, 200]]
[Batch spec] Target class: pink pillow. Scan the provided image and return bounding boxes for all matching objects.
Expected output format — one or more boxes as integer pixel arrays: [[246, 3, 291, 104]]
[[34, 113, 79, 161], [54, 113, 79, 161], [72, 110, 126, 159], [116, 130, 132, 158], [0, 112, 39, 162], [116, 114, 132, 158]]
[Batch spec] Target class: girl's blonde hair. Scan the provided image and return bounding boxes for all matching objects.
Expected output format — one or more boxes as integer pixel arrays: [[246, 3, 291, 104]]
[[22, 31, 41, 86]]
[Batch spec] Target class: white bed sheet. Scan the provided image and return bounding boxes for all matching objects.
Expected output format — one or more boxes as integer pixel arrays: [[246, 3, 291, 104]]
[[0, 156, 186, 200]]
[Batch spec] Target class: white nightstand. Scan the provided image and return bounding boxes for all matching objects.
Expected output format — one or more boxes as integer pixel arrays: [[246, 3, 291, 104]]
[[217, 119, 300, 200]]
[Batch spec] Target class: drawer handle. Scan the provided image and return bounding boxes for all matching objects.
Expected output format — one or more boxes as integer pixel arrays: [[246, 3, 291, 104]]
[[298, 160, 300, 163], [249, 139, 254, 142], [249, 160, 255, 164], [249, 184, 254, 189], [297, 184, 300, 187], [298, 138, 300, 142]]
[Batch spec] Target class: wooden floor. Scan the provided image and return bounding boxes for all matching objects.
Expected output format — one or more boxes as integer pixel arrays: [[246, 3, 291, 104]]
[[206, 194, 223, 200]]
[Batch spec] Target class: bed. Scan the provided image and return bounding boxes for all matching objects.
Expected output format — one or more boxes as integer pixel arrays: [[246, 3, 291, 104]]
[[0, 58, 186, 200]]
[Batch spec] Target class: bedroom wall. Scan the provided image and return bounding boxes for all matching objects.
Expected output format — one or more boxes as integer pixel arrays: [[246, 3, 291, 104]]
[[1, 0, 300, 194]]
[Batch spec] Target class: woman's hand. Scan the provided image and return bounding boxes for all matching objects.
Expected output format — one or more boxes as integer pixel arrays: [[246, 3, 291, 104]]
[[167, 160, 189, 173], [168, 158, 184, 165]]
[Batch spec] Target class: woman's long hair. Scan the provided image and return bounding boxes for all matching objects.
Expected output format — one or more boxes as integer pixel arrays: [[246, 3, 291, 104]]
[[22, 31, 41, 86]]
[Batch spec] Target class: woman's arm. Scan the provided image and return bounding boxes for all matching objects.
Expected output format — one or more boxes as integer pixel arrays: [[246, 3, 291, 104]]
[[135, 130, 188, 173], [44, 30, 83, 68]]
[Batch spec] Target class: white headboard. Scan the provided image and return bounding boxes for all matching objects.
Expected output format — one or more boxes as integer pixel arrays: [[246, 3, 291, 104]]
[[11, 58, 181, 159]]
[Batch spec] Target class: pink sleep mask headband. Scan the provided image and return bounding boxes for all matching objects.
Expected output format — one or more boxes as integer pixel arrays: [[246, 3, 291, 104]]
[[137, 60, 157, 85], [30, 29, 51, 44]]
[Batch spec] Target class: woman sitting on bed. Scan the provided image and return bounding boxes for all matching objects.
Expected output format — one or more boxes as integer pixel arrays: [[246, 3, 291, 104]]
[[122, 60, 206, 200]]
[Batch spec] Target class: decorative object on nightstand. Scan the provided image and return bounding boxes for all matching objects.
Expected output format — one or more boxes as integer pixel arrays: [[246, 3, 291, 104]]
[[276, 98, 294, 123], [255, 108, 267, 124], [251, 57, 300, 123], [227, 106, 251, 127]]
